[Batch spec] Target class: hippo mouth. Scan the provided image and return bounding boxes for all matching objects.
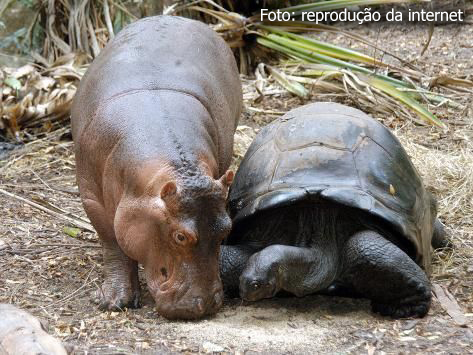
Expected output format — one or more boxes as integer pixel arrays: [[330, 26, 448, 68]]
[[151, 283, 223, 320], [145, 269, 223, 320]]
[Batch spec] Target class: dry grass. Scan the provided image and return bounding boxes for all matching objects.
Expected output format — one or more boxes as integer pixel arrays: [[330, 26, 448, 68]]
[[0, 56, 85, 140], [396, 122, 473, 310]]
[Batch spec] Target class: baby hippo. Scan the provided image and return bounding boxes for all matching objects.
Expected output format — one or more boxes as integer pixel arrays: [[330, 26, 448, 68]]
[[71, 16, 241, 319]]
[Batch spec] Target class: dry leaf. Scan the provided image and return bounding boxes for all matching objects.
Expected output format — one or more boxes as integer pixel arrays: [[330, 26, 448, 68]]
[[432, 283, 469, 328]]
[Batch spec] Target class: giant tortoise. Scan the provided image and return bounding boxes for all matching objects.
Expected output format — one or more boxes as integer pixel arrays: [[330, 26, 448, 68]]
[[220, 102, 446, 318]]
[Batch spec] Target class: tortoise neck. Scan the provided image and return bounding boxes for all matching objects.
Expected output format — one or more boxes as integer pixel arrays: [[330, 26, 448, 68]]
[[305, 245, 339, 291]]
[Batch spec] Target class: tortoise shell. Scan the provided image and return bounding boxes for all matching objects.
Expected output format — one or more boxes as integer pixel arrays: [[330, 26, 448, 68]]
[[228, 102, 436, 272]]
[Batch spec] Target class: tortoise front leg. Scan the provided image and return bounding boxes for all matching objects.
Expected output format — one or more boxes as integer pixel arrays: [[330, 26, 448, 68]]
[[238, 244, 338, 301], [219, 245, 256, 296], [340, 230, 431, 318]]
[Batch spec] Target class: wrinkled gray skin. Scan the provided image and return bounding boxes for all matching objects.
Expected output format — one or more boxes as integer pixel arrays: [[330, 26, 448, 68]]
[[220, 102, 447, 319], [220, 204, 446, 318]]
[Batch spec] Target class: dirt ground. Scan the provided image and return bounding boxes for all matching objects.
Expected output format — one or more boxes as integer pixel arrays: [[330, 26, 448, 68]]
[[1, 20, 473, 354]]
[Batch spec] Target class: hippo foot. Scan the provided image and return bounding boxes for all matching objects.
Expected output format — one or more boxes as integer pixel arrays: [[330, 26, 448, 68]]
[[94, 240, 141, 311], [372, 296, 431, 319], [96, 285, 141, 311]]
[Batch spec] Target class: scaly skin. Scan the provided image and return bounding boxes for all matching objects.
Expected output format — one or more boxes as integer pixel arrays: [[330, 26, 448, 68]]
[[219, 245, 256, 296], [340, 231, 431, 318], [220, 204, 442, 319], [240, 245, 333, 300]]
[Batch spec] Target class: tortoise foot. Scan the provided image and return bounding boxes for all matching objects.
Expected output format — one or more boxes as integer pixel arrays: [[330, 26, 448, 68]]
[[372, 278, 431, 318], [372, 296, 430, 318], [341, 230, 432, 319]]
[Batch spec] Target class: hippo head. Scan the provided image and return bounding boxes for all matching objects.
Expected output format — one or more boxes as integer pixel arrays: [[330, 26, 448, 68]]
[[115, 169, 234, 319]]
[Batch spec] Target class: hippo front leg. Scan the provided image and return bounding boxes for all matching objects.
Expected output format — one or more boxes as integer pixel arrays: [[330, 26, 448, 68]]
[[98, 239, 141, 310], [83, 198, 141, 310]]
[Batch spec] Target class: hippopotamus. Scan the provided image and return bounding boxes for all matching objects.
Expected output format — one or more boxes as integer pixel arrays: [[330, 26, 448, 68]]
[[71, 15, 242, 319]]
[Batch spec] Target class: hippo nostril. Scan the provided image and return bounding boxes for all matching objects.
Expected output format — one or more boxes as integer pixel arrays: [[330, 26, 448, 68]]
[[160, 267, 168, 278], [194, 297, 205, 314]]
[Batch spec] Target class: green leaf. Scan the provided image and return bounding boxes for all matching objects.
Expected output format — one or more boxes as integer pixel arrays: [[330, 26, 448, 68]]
[[258, 33, 410, 88], [63, 226, 81, 238], [366, 76, 446, 128], [262, 26, 384, 66], [260, 34, 371, 73], [268, 66, 309, 98], [113, 10, 123, 34]]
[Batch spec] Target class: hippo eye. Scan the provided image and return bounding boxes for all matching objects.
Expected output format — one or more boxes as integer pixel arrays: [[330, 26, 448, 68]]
[[173, 231, 197, 246], [174, 232, 186, 244]]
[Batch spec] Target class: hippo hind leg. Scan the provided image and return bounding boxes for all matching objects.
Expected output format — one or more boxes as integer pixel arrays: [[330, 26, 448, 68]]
[[340, 230, 431, 319], [83, 198, 141, 310]]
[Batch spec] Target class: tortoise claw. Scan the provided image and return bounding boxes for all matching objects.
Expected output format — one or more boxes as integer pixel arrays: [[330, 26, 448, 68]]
[[372, 295, 431, 319]]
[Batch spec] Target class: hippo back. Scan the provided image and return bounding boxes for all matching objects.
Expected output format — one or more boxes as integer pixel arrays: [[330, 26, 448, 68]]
[[72, 15, 241, 174], [228, 102, 436, 273]]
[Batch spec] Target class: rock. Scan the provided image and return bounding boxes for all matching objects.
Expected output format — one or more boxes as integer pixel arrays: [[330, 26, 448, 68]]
[[202, 341, 225, 353], [0, 304, 67, 355]]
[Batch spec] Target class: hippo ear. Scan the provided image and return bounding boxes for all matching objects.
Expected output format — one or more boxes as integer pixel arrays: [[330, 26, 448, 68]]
[[219, 170, 234, 187], [160, 181, 177, 201]]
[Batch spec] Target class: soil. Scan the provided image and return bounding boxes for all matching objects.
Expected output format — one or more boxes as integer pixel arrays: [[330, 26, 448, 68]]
[[1, 19, 472, 354]]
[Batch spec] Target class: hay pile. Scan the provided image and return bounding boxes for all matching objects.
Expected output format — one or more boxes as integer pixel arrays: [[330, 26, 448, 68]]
[[2, 0, 472, 141], [0, 55, 85, 140]]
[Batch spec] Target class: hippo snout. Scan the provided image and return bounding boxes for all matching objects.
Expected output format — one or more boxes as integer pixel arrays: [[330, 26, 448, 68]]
[[153, 287, 223, 320], [192, 292, 222, 315]]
